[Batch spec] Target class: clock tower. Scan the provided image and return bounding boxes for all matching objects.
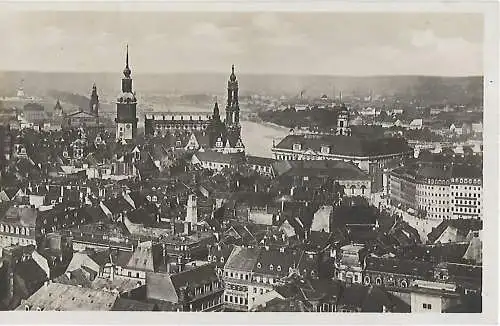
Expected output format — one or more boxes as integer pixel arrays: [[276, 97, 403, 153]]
[[115, 45, 138, 141]]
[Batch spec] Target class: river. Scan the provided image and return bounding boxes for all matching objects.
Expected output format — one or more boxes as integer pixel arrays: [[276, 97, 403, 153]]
[[240, 120, 290, 158]]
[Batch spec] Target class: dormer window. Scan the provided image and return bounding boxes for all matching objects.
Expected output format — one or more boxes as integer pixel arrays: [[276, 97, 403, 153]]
[[176, 140, 182, 147], [25, 305, 30, 311], [269, 264, 274, 271], [321, 145, 330, 154], [292, 143, 302, 151], [257, 262, 261, 269], [277, 266, 282, 272]]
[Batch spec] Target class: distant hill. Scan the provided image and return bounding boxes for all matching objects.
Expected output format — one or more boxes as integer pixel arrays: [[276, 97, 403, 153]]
[[0, 71, 483, 106]]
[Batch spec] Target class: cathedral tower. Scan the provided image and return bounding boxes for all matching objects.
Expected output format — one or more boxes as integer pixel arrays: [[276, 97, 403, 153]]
[[115, 45, 138, 141], [226, 65, 240, 126], [89, 83, 99, 117]]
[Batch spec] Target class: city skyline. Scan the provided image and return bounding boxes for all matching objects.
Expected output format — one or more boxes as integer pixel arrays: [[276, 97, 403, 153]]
[[0, 11, 483, 77]]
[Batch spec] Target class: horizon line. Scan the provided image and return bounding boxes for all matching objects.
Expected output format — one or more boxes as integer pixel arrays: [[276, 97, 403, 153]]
[[0, 69, 484, 79]]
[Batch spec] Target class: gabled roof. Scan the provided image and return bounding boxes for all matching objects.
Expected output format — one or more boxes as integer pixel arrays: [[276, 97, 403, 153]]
[[225, 246, 261, 272], [427, 219, 482, 244], [126, 241, 158, 272]]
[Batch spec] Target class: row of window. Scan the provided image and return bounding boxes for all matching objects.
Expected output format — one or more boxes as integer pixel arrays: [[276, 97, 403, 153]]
[[452, 192, 481, 198], [224, 295, 248, 306], [0, 224, 31, 236], [151, 116, 210, 121]]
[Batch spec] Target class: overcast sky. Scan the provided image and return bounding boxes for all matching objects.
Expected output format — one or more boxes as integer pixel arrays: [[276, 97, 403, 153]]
[[0, 11, 483, 76]]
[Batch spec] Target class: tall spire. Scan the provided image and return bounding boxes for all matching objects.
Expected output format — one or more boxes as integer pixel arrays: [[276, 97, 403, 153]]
[[230, 64, 236, 82], [123, 44, 131, 78]]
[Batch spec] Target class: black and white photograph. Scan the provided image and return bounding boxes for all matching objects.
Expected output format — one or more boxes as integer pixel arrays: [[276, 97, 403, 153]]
[[0, 1, 497, 323]]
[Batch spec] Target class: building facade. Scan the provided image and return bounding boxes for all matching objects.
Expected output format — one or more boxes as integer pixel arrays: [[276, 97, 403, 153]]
[[389, 163, 483, 220], [115, 46, 138, 141]]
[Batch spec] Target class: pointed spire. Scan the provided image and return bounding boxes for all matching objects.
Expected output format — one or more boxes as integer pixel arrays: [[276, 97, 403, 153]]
[[123, 44, 131, 78], [230, 64, 236, 82]]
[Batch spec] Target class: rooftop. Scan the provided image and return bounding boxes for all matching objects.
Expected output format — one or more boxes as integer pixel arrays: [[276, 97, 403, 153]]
[[16, 282, 118, 311]]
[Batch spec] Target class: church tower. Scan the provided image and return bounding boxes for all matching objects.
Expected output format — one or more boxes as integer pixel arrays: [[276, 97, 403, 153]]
[[225, 65, 240, 126], [115, 45, 138, 141], [336, 103, 351, 136], [89, 83, 99, 117]]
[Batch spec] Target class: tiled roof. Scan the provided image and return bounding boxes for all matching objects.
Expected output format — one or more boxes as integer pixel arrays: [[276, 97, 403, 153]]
[[0, 204, 37, 227], [273, 160, 369, 180], [365, 256, 435, 279], [275, 134, 411, 157], [427, 219, 482, 244], [224, 246, 261, 272], [111, 298, 155, 311], [126, 241, 158, 272], [193, 150, 245, 165], [16, 282, 118, 311], [170, 263, 219, 290], [246, 155, 275, 167]]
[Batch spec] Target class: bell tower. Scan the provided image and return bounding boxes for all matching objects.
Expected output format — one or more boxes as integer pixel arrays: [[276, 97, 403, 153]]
[[115, 45, 138, 141], [226, 65, 240, 126], [89, 83, 99, 117], [336, 103, 351, 136]]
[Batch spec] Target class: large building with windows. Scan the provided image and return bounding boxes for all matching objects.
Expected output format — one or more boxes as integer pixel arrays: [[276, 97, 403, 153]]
[[389, 163, 482, 220], [144, 65, 245, 154], [272, 106, 411, 192]]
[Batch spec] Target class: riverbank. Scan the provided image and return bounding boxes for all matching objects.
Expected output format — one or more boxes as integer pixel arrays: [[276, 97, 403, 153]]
[[240, 120, 289, 158]]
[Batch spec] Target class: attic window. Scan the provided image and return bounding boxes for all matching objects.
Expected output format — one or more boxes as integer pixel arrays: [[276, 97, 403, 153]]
[[277, 266, 282, 272], [269, 264, 274, 271], [257, 263, 261, 268]]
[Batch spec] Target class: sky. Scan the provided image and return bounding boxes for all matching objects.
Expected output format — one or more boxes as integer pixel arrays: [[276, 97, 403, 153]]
[[0, 11, 483, 76]]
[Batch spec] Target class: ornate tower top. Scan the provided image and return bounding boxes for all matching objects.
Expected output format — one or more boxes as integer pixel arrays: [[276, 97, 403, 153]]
[[230, 64, 237, 82], [213, 97, 220, 120], [123, 44, 131, 78]]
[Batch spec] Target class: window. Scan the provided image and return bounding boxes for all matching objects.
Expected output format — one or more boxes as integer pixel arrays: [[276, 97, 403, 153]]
[[277, 266, 282, 272], [364, 276, 371, 285], [376, 277, 382, 285], [269, 264, 274, 271], [257, 262, 261, 268], [220, 257, 224, 263], [253, 288, 257, 294], [423, 303, 432, 310]]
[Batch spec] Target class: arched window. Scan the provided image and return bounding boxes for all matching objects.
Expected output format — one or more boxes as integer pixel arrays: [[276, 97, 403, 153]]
[[257, 262, 262, 268], [277, 265, 282, 272], [269, 264, 274, 271], [375, 277, 382, 285], [364, 276, 371, 285], [351, 185, 356, 195], [401, 280, 408, 288]]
